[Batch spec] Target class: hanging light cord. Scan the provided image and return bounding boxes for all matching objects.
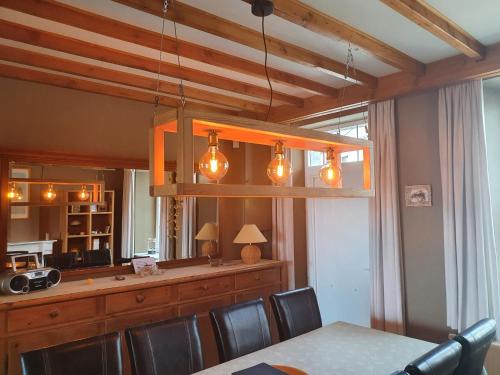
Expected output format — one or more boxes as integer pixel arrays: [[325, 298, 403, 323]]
[[154, 0, 168, 114], [171, 0, 186, 107], [337, 42, 354, 134], [261, 15, 273, 121]]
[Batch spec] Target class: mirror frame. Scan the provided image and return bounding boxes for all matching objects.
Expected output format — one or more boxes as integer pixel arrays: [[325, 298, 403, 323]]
[[0, 149, 209, 279]]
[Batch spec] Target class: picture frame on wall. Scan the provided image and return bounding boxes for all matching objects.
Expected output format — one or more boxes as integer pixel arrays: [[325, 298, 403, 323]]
[[10, 167, 30, 220], [405, 184, 432, 207]]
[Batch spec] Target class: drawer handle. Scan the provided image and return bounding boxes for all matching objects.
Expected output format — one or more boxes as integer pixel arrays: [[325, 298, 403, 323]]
[[136, 294, 145, 303], [254, 274, 261, 281], [49, 309, 60, 319], [200, 284, 209, 291]]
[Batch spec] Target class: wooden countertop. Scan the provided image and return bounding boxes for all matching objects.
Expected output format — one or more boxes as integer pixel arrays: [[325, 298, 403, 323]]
[[0, 260, 283, 309]]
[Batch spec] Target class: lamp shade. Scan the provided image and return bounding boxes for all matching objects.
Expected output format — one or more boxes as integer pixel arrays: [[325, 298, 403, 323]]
[[233, 224, 267, 244], [195, 222, 218, 241]]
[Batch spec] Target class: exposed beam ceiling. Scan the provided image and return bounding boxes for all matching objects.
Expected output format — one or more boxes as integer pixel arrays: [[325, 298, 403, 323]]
[[0, 62, 237, 115], [0, 45, 268, 113], [0, 20, 303, 107], [380, 0, 485, 59], [290, 106, 368, 127], [241, 0, 425, 75], [271, 42, 500, 122], [0, 0, 336, 97], [113, 0, 378, 87]]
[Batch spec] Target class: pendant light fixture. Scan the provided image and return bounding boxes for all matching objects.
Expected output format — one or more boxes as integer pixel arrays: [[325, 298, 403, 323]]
[[7, 182, 22, 200], [198, 130, 229, 181], [77, 185, 90, 201], [320, 148, 342, 187], [267, 141, 292, 185], [42, 183, 57, 202]]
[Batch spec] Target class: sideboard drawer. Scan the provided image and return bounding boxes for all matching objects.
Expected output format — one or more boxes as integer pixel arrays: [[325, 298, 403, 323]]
[[235, 267, 280, 290], [105, 306, 177, 332], [178, 276, 234, 301], [105, 286, 172, 314], [7, 298, 98, 332]]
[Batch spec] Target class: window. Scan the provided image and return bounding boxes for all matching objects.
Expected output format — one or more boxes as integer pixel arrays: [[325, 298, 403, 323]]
[[307, 123, 368, 166]]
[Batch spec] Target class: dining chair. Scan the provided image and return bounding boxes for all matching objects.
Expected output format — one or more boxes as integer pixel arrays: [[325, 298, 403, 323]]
[[210, 298, 272, 362], [404, 340, 462, 375], [453, 318, 496, 375], [20, 332, 123, 375], [125, 315, 204, 375], [270, 287, 322, 341]]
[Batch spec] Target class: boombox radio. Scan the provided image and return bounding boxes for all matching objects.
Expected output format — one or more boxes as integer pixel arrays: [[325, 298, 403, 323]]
[[0, 254, 61, 295]]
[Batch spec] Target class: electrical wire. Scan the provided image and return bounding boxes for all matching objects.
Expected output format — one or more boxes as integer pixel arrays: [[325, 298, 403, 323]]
[[261, 15, 273, 121]]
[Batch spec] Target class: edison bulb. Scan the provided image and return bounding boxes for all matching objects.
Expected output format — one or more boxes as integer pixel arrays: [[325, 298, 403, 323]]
[[267, 141, 292, 185], [198, 130, 229, 181], [320, 148, 342, 187], [77, 185, 90, 201], [43, 184, 57, 201], [7, 183, 22, 200]]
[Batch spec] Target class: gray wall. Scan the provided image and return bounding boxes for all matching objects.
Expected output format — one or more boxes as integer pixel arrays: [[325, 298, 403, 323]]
[[396, 90, 449, 342], [484, 86, 500, 254]]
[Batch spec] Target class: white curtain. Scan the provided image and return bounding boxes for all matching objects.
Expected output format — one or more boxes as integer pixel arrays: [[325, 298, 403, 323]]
[[368, 99, 406, 335], [438, 80, 500, 332], [156, 197, 172, 261], [121, 169, 135, 259], [180, 197, 197, 259], [272, 148, 295, 290]]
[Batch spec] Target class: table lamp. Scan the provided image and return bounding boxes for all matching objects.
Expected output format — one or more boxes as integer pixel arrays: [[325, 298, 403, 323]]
[[195, 222, 218, 257], [233, 224, 267, 264]]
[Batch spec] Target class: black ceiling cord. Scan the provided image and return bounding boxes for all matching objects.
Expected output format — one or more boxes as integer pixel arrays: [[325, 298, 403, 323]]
[[252, 0, 274, 121]]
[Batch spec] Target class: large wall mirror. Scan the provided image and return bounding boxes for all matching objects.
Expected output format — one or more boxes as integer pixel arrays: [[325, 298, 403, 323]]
[[4, 162, 218, 272]]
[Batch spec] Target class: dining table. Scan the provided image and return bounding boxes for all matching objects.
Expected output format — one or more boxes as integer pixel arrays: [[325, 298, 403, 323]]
[[194, 321, 437, 375]]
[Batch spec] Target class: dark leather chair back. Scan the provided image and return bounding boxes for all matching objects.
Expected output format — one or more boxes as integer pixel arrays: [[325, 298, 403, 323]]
[[210, 298, 272, 362], [125, 315, 204, 375], [404, 340, 462, 375], [21, 332, 123, 375], [270, 287, 322, 341], [454, 318, 496, 375]]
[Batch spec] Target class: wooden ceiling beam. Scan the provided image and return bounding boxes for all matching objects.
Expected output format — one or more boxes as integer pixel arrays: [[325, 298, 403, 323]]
[[242, 0, 425, 75], [380, 0, 485, 59], [0, 0, 336, 97], [113, 0, 378, 88], [271, 42, 500, 122], [291, 106, 368, 127], [0, 45, 268, 113], [0, 20, 302, 107], [0, 63, 240, 115]]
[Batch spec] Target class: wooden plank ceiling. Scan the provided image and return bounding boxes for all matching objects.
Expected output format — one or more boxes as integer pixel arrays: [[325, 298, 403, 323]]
[[0, 0, 499, 126]]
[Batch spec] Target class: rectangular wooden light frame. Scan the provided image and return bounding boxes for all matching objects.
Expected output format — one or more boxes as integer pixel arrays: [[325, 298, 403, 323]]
[[150, 108, 374, 198]]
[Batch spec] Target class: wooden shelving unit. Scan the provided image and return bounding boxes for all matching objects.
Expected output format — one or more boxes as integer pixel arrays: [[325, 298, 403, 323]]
[[60, 190, 114, 259]]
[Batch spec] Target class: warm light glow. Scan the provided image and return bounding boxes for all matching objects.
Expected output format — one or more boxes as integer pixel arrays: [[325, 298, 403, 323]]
[[7, 183, 22, 200], [267, 141, 292, 185], [43, 184, 57, 201], [199, 130, 229, 181], [319, 148, 342, 187], [77, 185, 90, 201]]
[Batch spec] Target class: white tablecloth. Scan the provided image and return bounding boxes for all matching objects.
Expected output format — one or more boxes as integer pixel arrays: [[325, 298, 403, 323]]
[[195, 321, 437, 375]]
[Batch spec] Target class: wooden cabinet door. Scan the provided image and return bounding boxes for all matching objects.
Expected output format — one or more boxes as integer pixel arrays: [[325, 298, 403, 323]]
[[7, 322, 104, 375]]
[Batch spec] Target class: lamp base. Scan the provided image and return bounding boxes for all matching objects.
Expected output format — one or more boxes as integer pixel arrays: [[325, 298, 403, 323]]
[[241, 244, 261, 265], [201, 241, 217, 257]]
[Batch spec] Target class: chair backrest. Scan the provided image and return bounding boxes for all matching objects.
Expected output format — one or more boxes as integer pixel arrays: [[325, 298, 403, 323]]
[[125, 315, 204, 375], [21, 332, 123, 375], [270, 287, 322, 341], [405, 340, 462, 375], [453, 318, 496, 375], [209, 298, 272, 363]]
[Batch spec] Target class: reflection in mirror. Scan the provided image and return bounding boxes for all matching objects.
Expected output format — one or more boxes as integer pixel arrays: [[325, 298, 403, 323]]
[[6, 164, 217, 271]]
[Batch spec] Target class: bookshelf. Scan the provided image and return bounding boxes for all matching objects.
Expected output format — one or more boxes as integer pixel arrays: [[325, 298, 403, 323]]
[[60, 190, 114, 260]]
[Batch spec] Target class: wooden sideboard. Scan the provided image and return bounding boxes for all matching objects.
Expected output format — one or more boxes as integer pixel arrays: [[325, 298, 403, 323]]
[[0, 260, 285, 375]]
